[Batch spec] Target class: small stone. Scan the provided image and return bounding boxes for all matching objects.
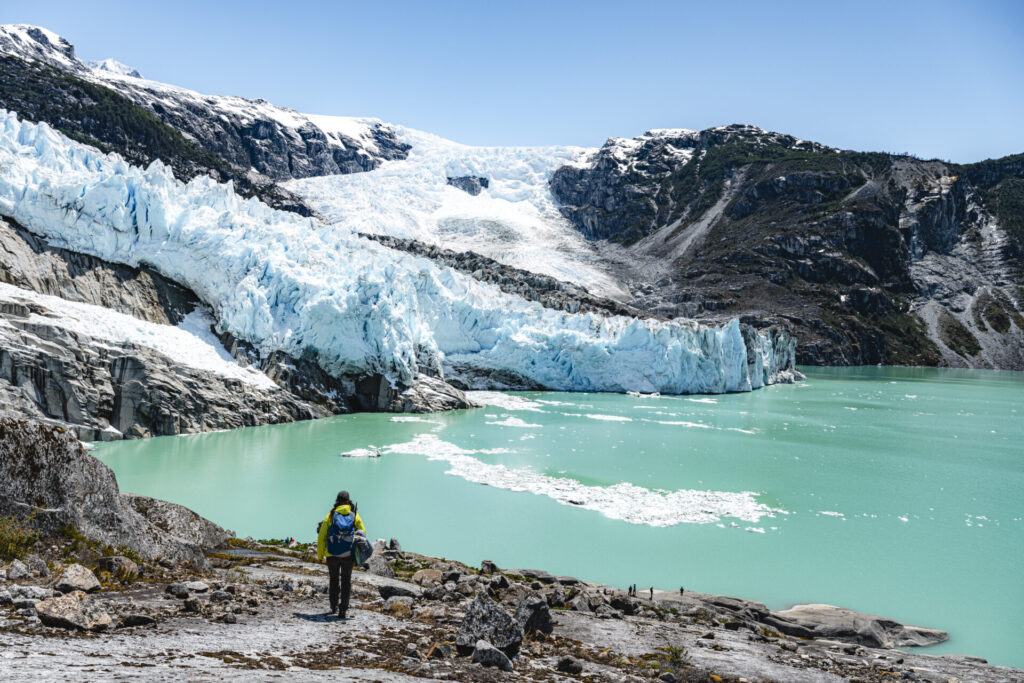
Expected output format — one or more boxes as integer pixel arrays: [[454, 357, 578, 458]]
[[490, 574, 510, 590], [659, 673, 678, 683], [379, 584, 417, 600], [700, 632, 715, 640], [6, 559, 30, 581], [122, 613, 155, 627], [221, 613, 237, 624], [472, 639, 513, 671], [0, 589, 11, 605], [386, 596, 414, 617], [183, 581, 209, 593], [388, 538, 402, 552], [404, 642, 419, 658], [412, 569, 443, 585], [556, 655, 584, 674], [182, 598, 202, 613], [530, 581, 543, 590], [779, 640, 798, 652], [54, 564, 101, 594], [569, 595, 591, 612], [209, 590, 232, 602], [24, 555, 49, 578], [401, 656, 420, 668], [442, 570, 462, 584], [428, 643, 453, 659], [166, 583, 189, 598], [480, 560, 499, 574]]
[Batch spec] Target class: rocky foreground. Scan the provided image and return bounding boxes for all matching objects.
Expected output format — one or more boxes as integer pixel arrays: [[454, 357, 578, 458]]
[[1, 418, 1021, 682]]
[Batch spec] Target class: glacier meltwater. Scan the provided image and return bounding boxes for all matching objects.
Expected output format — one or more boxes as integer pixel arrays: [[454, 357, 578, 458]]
[[0, 110, 795, 394]]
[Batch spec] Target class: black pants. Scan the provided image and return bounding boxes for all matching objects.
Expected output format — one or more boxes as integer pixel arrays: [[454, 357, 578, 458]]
[[326, 555, 355, 615]]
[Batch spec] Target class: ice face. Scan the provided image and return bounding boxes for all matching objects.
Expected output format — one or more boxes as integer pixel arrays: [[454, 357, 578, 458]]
[[0, 110, 793, 395], [285, 127, 630, 299]]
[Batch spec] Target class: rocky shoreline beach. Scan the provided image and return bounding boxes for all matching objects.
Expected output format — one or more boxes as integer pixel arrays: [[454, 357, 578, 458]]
[[1, 417, 1021, 682]]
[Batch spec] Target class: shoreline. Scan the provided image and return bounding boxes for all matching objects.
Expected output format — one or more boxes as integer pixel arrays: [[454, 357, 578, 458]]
[[3, 536, 1020, 682]]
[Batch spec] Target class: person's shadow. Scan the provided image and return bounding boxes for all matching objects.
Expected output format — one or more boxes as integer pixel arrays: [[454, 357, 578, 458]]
[[293, 612, 345, 622]]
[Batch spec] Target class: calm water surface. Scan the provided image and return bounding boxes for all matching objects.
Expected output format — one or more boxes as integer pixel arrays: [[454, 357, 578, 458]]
[[93, 367, 1024, 668]]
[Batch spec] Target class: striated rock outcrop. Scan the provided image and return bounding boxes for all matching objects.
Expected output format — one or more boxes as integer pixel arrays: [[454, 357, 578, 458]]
[[765, 603, 948, 649], [0, 417, 228, 564]]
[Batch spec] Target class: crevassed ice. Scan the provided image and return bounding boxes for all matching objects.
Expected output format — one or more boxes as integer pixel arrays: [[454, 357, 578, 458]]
[[285, 126, 629, 298], [0, 110, 788, 395], [385, 434, 782, 527]]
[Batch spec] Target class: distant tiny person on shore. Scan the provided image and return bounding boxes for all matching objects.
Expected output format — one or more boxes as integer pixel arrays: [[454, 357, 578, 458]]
[[316, 490, 366, 620]]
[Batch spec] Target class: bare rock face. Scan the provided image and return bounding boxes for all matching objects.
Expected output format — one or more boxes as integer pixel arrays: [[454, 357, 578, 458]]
[[35, 592, 111, 631], [764, 603, 948, 649], [0, 417, 223, 565]]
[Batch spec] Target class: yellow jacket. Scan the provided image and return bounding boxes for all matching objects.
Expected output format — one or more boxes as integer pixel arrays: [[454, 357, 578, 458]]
[[316, 505, 366, 560]]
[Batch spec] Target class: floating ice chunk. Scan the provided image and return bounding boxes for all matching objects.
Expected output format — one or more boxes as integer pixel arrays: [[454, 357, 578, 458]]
[[485, 416, 541, 428], [466, 392, 545, 411]]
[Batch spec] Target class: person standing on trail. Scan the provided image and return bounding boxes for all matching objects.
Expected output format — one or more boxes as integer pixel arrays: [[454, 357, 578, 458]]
[[316, 490, 366, 620]]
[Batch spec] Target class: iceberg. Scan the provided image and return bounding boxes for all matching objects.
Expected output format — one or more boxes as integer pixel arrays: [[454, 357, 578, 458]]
[[0, 110, 796, 395]]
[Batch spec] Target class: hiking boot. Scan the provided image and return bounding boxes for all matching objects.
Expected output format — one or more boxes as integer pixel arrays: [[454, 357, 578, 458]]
[[338, 611, 347, 620]]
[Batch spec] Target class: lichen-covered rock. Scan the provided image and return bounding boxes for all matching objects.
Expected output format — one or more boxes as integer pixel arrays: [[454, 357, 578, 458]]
[[35, 593, 111, 631], [123, 496, 232, 549], [54, 564, 100, 594], [456, 594, 523, 657], [5, 559, 29, 580]]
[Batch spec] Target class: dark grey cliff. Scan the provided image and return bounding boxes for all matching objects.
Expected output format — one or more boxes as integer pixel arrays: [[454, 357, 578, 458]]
[[551, 126, 1024, 369], [0, 417, 228, 564]]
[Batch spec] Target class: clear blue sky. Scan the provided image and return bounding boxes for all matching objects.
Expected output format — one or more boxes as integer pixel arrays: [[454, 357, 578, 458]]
[[5, 0, 1023, 162]]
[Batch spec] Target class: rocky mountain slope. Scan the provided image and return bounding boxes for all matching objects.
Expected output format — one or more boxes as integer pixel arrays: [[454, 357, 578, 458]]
[[551, 126, 1024, 368]]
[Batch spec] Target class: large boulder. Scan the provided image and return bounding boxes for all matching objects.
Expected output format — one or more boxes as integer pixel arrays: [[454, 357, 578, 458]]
[[471, 639, 512, 671], [54, 564, 100, 593], [35, 593, 111, 631], [514, 594, 553, 634], [365, 554, 395, 578], [456, 595, 523, 657], [123, 494, 232, 549], [0, 417, 221, 565], [764, 604, 948, 649]]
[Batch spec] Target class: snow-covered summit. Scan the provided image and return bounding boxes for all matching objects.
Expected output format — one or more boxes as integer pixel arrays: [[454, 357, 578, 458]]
[[0, 24, 410, 181], [88, 58, 142, 78], [0, 110, 796, 395], [0, 24, 82, 72]]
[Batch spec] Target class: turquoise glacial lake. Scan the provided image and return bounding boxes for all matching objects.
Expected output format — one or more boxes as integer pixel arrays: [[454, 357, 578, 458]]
[[93, 367, 1024, 668]]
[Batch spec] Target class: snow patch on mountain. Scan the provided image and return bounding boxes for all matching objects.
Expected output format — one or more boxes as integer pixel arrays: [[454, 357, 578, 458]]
[[286, 126, 633, 298], [88, 58, 142, 79], [0, 110, 794, 395], [0, 282, 275, 388]]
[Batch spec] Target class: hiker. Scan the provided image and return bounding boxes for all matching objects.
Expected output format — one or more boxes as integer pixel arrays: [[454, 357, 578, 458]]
[[316, 490, 366, 619], [649, 586, 654, 600], [679, 587, 684, 595]]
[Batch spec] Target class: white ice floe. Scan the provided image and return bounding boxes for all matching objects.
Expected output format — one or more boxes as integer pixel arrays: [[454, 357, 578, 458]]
[[466, 392, 546, 411], [485, 416, 542, 428], [384, 433, 783, 527], [0, 111, 794, 396], [0, 282, 275, 388], [340, 447, 381, 458]]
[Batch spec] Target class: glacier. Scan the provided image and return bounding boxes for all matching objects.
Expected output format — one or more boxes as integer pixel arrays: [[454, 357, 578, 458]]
[[285, 127, 631, 298], [0, 109, 795, 395]]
